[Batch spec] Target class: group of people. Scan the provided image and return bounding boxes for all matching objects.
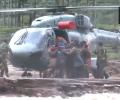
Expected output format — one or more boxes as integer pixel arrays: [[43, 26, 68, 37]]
[[0, 36, 109, 79], [48, 36, 109, 79]]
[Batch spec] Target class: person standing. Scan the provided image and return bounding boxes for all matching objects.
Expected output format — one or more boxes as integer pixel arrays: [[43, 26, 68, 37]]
[[79, 41, 90, 78], [67, 40, 86, 78], [0, 39, 9, 77], [54, 36, 67, 78], [95, 42, 109, 79]]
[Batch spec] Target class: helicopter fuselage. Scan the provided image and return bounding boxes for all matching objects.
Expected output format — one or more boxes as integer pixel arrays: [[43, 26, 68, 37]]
[[9, 14, 120, 71], [9, 27, 83, 70]]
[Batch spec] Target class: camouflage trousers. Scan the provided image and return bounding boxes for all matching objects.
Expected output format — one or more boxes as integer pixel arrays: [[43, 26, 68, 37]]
[[96, 59, 108, 79], [0, 55, 9, 77]]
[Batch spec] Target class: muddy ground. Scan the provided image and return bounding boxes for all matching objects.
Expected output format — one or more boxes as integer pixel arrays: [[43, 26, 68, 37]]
[[7, 60, 120, 79], [0, 60, 119, 97]]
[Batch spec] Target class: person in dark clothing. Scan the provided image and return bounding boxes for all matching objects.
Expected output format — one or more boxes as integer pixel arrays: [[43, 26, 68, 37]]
[[79, 41, 90, 78], [54, 36, 67, 78], [0, 40, 9, 77], [66, 40, 89, 78], [69, 40, 84, 78], [95, 42, 109, 79]]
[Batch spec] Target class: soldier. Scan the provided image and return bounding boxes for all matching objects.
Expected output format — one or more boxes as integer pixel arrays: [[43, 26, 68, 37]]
[[0, 39, 9, 77], [79, 41, 90, 78], [66, 40, 88, 78], [95, 42, 109, 79]]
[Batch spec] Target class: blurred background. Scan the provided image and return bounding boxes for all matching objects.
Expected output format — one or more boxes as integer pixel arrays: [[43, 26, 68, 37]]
[[0, 0, 119, 33], [0, 0, 120, 59]]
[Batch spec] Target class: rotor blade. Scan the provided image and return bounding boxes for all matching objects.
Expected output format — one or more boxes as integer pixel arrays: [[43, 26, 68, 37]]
[[66, 6, 119, 10], [0, 6, 119, 13], [0, 8, 51, 13]]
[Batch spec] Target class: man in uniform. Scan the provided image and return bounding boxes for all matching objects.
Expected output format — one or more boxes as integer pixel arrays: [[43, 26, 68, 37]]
[[95, 42, 109, 79], [0, 39, 9, 77], [79, 41, 90, 78]]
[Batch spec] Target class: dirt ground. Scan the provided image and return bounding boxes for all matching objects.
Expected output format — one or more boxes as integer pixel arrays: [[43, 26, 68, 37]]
[[0, 60, 120, 100], [7, 60, 120, 79], [105, 60, 120, 79]]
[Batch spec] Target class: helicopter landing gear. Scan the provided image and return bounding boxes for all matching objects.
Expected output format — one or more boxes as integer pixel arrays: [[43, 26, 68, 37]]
[[21, 69, 32, 77]]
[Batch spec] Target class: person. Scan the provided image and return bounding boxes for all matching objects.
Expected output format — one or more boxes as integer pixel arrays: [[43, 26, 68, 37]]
[[71, 40, 85, 78], [54, 36, 67, 78], [95, 42, 109, 79], [0, 39, 9, 77], [65, 40, 88, 78], [65, 41, 75, 78], [79, 41, 90, 78]]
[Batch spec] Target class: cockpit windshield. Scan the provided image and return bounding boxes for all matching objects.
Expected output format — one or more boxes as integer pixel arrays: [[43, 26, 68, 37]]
[[25, 31, 42, 44], [15, 30, 42, 45], [14, 31, 28, 45]]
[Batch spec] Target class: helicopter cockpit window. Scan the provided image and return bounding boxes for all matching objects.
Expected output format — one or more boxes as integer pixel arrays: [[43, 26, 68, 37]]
[[46, 29, 56, 47], [14, 30, 43, 45], [14, 32, 28, 45], [36, 19, 41, 21], [25, 31, 42, 44]]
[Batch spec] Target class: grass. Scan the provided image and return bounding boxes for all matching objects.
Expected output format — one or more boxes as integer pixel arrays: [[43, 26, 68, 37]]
[[92, 45, 120, 60], [0, 27, 21, 40], [95, 24, 120, 31]]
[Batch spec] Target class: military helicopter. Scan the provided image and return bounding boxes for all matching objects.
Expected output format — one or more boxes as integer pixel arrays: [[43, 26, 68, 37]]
[[31, 6, 120, 52], [6, 6, 120, 75]]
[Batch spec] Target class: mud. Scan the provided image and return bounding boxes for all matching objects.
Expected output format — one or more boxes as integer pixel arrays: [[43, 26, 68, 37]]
[[0, 60, 120, 97]]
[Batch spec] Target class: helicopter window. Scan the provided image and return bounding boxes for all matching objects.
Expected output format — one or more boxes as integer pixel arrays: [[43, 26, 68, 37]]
[[14, 32, 28, 45], [25, 31, 42, 44], [36, 19, 41, 21], [14, 30, 43, 45], [46, 30, 56, 47]]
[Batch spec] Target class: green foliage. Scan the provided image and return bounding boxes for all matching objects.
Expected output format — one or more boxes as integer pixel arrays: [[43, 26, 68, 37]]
[[0, 27, 20, 33], [107, 47, 120, 60], [0, 27, 21, 41], [95, 24, 120, 30]]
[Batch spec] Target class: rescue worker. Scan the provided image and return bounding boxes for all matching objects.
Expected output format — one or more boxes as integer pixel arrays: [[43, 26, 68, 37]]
[[66, 41, 88, 78], [0, 39, 9, 77], [65, 41, 75, 78], [95, 42, 109, 79], [54, 36, 67, 78], [70, 40, 85, 78], [79, 41, 90, 78]]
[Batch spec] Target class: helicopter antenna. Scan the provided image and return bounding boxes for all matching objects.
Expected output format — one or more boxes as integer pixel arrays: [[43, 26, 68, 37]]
[[46, 6, 68, 14]]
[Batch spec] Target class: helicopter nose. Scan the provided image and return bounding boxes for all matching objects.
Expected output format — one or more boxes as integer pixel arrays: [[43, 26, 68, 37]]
[[9, 43, 44, 59]]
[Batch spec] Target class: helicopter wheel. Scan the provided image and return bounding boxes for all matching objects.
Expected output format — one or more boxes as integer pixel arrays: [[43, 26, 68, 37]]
[[21, 70, 33, 77]]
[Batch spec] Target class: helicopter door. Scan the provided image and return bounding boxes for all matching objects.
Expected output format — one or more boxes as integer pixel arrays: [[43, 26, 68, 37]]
[[53, 28, 69, 42], [46, 29, 56, 48]]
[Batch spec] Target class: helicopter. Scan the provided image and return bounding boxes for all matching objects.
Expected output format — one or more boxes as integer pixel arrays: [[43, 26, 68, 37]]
[[30, 7, 120, 52], [8, 26, 75, 71], [4, 6, 120, 76]]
